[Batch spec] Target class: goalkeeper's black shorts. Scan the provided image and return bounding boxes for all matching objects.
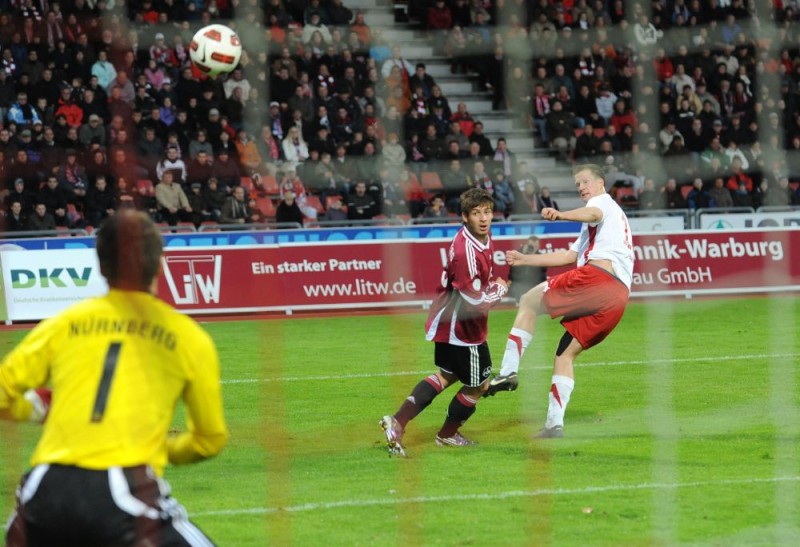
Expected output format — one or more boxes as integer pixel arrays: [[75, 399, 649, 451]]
[[6, 463, 214, 547]]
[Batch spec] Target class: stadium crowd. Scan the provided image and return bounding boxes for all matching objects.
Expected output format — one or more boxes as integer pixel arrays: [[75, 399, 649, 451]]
[[1, 0, 799, 233]]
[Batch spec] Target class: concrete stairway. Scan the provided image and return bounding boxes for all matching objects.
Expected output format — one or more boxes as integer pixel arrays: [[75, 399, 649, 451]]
[[352, 1, 579, 208]]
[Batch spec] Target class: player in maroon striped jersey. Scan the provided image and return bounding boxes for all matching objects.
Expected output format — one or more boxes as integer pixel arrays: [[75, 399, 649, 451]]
[[380, 188, 508, 456]]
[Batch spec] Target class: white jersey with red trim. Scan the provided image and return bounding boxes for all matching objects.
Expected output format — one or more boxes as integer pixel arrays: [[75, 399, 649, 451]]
[[569, 193, 635, 290], [425, 226, 506, 345]]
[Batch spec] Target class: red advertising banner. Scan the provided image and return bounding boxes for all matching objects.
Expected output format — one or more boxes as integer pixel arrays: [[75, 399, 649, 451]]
[[156, 229, 800, 314]]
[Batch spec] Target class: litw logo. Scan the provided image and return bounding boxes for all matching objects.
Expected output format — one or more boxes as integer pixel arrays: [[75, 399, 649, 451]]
[[161, 255, 222, 305]]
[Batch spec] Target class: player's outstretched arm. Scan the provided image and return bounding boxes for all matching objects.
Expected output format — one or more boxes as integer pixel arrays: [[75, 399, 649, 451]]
[[507, 248, 577, 268], [542, 206, 603, 223]]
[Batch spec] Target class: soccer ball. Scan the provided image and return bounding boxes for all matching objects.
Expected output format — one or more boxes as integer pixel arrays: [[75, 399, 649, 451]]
[[189, 24, 242, 78]]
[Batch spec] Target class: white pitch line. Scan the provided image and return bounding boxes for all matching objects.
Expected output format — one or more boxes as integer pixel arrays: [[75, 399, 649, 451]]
[[192, 475, 800, 517], [221, 352, 800, 385]]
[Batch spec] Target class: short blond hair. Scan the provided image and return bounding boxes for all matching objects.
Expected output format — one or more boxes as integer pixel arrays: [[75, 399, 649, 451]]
[[572, 163, 606, 182]]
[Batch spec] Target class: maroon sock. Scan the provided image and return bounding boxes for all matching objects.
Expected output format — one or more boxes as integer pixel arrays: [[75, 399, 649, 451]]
[[437, 390, 477, 438], [395, 374, 443, 427]]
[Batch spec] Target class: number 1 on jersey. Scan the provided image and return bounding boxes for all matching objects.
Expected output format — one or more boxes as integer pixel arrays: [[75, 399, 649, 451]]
[[91, 342, 122, 423]]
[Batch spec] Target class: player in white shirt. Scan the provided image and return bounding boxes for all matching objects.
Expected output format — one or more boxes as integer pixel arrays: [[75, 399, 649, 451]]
[[485, 164, 635, 437]]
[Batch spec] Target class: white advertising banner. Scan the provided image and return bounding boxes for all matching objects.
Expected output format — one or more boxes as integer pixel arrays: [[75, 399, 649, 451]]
[[627, 215, 686, 233], [0, 249, 108, 322], [699, 211, 800, 230]]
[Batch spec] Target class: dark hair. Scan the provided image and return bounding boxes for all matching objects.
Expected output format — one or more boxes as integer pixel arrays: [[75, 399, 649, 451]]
[[96, 211, 163, 290], [460, 188, 494, 214]]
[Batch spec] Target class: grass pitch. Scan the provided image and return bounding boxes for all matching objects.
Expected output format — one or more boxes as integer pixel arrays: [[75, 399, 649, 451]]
[[2, 295, 799, 545]]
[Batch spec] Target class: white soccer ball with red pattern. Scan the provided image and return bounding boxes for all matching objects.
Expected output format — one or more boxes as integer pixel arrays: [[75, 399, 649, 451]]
[[189, 24, 242, 78]]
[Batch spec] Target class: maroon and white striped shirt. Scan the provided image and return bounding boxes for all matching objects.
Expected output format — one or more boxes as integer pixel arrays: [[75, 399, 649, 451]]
[[425, 226, 506, 346]]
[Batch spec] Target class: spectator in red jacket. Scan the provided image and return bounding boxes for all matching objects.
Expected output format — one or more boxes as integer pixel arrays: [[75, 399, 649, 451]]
[[450, 102, 475, 136], [726, 157, 753, 193], [55, 85, 84, 128], [609, 99, 637, 134]]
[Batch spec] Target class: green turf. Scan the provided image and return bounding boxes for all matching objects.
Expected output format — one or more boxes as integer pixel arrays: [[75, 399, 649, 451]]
[[2, 296, 799, 545]]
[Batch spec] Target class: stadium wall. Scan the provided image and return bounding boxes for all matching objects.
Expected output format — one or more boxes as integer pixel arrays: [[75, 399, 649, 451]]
[[1, 228, 797, 323]]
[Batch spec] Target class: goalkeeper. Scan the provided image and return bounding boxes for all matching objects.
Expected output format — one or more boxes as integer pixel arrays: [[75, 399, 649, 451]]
[[1, 211, 228, 546]]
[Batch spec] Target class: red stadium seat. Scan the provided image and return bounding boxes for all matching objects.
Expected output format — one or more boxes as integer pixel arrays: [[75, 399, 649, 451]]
[[615, 186, 638, 208], [325, 195, 342, 209], [137, 179, 155, 196], [66, 203, 83, 222], [680, 185, 692, 199], [304, 194, 325, 214], [615, 186, 635, 203], [261, 175, 279, 195], [239, 176, 254, 194], [255, 197, 276, 218], [421, 171, 444, 191]]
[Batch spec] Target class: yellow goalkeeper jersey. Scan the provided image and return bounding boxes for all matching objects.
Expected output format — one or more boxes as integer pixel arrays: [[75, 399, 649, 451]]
[[0, 289, 228, 476]]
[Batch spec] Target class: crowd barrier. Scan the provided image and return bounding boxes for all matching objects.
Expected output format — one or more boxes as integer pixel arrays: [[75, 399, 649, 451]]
[[1, 228, 797, 323], [2, 206, 795, 248]]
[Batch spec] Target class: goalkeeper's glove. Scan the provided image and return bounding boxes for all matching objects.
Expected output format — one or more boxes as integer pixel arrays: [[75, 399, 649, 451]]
[[23, 388, 52, 423]]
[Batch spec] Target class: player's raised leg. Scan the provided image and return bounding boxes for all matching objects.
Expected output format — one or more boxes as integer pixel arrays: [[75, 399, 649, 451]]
[[538, 332, 583, 438], [486, 282, 547, 396]]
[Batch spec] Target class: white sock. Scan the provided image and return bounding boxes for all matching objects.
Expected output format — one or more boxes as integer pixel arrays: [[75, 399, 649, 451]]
[[545, 375, 574, 429], [498, 328, 533, 376]]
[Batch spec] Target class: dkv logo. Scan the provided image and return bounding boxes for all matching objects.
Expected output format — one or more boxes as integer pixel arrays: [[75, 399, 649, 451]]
[[162, 255, 222, 305], [11, 267, 92, 288]]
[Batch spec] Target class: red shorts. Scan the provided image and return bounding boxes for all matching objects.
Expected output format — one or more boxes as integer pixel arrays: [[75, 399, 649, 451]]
[[542, 264, 629, 349]]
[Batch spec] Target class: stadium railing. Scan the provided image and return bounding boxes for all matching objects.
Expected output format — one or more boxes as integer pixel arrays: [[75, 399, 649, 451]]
[[156, 224, 197, 233], [198, 222, 303, 232], [694, 207, 756, 229], [626, 209, 692, 229], [408, 217, 465, 225], [756, 205, 800, 214], [506, 214, 545, 222], [303, 218, 406, 228], [0, 228, 90, 238]]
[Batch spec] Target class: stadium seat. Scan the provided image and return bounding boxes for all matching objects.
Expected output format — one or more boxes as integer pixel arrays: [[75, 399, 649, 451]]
[[137, 179, 154, 196], [421, 171, 444, 191], [615, 186, 635, 203], [255, 196, 276, 218], [325, 195, 342, 209], [66, 203, 83, 222], [261, 175, 279, 195], [239, 176, 254, 194], [789, 181, 799, 193], [680, 185, 692, 199], [301, 194, 324, 214], [574, 127, 606, 138]]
